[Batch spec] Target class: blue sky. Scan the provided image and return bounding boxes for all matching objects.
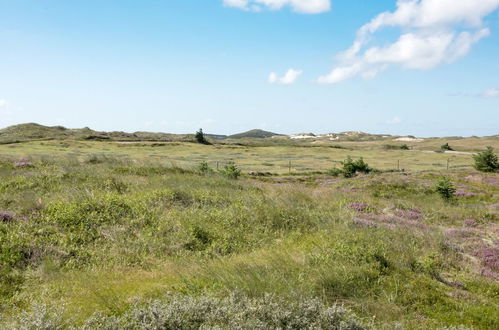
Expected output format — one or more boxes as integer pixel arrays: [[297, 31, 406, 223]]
[[0, 0, 498, 137]]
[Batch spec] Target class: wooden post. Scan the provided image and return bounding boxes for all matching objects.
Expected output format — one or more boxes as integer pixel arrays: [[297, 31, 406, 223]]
[[447, 159, 450, 170], [397, 160, 400, 172], [289, 160, 291, 174], [216, 161, 219, 171]]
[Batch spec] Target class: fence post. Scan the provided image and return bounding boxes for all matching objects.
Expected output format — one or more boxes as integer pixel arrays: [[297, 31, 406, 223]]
[[397, 160, 400, 172], [216, 161, 219, 171], [288, 160, 291, 174], [447, 158, 450, 170]]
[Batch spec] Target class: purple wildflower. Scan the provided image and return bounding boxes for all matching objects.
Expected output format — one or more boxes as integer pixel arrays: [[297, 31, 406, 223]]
[[475, 248, 499, 269], [13, 158, 32, 168], [394, 209, 424, 220], [444, 228, 477, 239], [484, 177, 499, 187], [480, 268, 499, 280], [455, 190, 477, 197], [0, 210, 15, 223], [352, 218, 377, 227], [348, 202, 370, 212], [464, 219, 478, 227]]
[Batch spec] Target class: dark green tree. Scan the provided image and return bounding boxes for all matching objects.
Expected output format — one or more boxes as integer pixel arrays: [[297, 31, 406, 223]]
[[473, 146, 499, 172], [435, 177, 456, 201], [195, 128, 209, 145]]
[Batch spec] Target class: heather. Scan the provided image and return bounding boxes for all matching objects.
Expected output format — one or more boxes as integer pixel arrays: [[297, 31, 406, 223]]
[[0, 156, 498, 329]]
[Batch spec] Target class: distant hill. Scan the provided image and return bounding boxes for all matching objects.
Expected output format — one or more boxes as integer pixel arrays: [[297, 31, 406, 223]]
[[228, 129, 281, 139], [0, 123, 191, 144]]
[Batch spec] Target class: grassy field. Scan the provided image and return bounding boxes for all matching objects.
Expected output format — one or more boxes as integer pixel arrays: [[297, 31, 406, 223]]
[[1, 136, 498, 174], [0, 139, 498, 329]]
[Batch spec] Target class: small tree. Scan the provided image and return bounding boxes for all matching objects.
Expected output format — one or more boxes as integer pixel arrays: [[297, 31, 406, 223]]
[[198, 161, 213, 175], [435, 177, 456, 201], [195, 128, 209, 145], [473, 146, 499, 172], [222, 162, 241, 180], [441, 143, 453, 151]]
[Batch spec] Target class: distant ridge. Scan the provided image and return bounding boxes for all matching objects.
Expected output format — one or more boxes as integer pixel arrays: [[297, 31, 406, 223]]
[[0, 123, 191, 144], [228, 129, 281, 139]]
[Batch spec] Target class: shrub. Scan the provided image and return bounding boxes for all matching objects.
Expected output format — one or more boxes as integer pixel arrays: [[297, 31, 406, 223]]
[[197, 161, 213, 175], [11, 294, 364, 329], [435, 177, 456, 201], [441, 143, 454, 151], [195, 128, 210, 145], [222, 162, 241, 180], [473, 147, 499, 172], [342, 156, 372, 178], [328, 167, 343, 177], [383, 144, 410, 150]]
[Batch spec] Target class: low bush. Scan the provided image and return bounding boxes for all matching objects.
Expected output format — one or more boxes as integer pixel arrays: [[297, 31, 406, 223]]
[[222, 162, 241, 180], [435, 177, 456, 201], [441, 143, 454, 151], [473, 146, 499, 172], [10, 294, 365, 330], [342, 157, 372, 178]]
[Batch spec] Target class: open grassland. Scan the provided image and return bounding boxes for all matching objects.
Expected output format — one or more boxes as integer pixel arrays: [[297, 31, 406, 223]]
[[1, 135, 498, 174], [0, 141, 498, 329]]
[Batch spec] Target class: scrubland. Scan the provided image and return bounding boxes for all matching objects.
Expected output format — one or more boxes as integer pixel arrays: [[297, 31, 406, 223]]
[[0, 140, 498, 329]]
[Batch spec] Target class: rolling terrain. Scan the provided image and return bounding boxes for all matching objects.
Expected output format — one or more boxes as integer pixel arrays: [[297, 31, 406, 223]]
[[0, 124, 498, 329]]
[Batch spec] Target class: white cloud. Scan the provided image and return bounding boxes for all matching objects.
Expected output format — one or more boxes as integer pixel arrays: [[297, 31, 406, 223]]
[[269, 68, 303, 84], [223, 0, 331, 14], [387, 116, 402, 124], [0, 99, 6, 108], [319, 0, 499, 84], [482, 88, 499, 98]]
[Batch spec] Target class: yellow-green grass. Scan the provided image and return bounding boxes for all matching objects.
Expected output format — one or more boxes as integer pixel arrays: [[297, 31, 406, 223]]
[[1, 137, 497, 174], [0, 154, 498, 328]]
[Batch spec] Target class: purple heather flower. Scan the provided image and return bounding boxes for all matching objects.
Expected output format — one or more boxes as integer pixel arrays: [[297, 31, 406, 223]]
[[352, 218, 377, 227], [394, 209, 424, 220], [484, 177, 499, 186], [464, 219, 478, 227], [13, 158, 32, 168], [475, 248, 499, 269], [348, 202, 370, 212], [455, 190, 477, 197], [444, 228, 477, 239], [0, 210, 15, 223]]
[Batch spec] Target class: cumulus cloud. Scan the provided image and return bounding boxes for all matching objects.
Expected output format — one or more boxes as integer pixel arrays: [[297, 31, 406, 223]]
[[269, 68, 303, 84], [318, 0, 499, 84], [223, 0, 331, 14], [482, 88, 499, 98], [0, 99, 6, 108]]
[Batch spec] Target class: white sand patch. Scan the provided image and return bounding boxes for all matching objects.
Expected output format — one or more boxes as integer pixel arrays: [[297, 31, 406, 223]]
[[394, 137, 424, 142]]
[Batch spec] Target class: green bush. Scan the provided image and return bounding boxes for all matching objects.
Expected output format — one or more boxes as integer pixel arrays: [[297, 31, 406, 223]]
[[342, 156, 372, 178], [222, 162, 241, 180], [440, 143, 453, 151], [195, 128, 210, 145], [473, 146, 499, 172], [435, 177, 456, 201], [11, 294, 364, 330], [197, 161, 213, 175]]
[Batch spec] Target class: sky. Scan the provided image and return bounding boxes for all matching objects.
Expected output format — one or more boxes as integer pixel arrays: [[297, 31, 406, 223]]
[[0, 0, 498, 137]]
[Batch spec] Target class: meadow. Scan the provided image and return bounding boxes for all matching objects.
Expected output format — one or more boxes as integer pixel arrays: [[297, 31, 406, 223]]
[[0, 137, 498, 329]]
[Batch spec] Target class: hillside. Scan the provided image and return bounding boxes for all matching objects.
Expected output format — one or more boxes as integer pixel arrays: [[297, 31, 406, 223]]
[[228, 129, 281, 139], [0, 123, 192, 144]]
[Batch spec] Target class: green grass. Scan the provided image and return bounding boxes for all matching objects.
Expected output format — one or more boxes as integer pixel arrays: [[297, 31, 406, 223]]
[[1, 136, 498, 174], [0, 143, 498, 329]]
